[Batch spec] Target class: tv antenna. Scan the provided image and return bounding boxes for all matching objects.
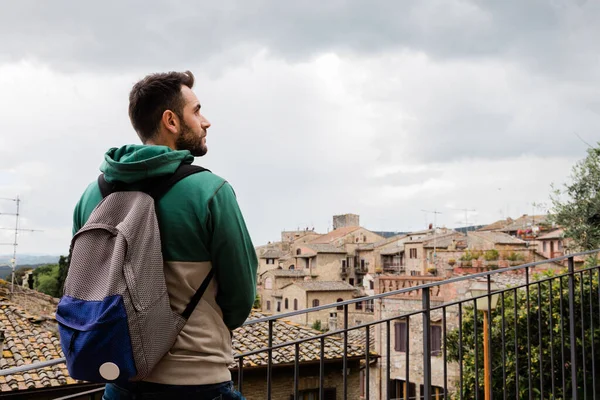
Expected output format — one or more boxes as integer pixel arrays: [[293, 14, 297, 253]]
[[0, 196, 43, 295], [448, 207, 477, 233], [421, 209, 442, 267]]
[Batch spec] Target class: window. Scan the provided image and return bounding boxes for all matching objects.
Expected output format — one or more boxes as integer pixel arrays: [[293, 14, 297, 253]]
[[410, 248, 417, 258], [312, 299, 320, 307], [266, 258, 274, 265], [294, 299, 298, 311], [289, 265, 295, 270], [349, 278, 355, 286], [419, 384, 446, 399], [342, 260, 346, 268], [389, 380, 416, 400], [336, 298, 344, 310], [410, 270, 421, 276], [543, 241, 547, 252], [277, 301, 281, 312], [365, 299, 374, 313], [266, 300, 271, 311], [369, 280, 374, 290], [285, 298, 289, 310], [296, 248, 302, 255], [355, 301, 363, 310], [361, 259, 365, 268], [558, 240, 563, 251], [265, 278, 273, 290], [394, 320, 408, 352], [431, 325, 442, 357]]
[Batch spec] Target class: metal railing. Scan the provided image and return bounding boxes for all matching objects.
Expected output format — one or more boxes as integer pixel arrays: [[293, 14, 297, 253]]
[[1, 250, 599, 399]]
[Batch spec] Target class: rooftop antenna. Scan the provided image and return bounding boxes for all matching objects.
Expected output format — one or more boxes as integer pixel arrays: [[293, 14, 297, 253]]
[[0, 196, 43, 295], [448, 207, 477, 233], [421, 209, 442, 268]]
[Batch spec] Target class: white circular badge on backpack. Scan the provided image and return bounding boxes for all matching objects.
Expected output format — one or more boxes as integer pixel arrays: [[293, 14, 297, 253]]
[[99, 362, 120, 380]]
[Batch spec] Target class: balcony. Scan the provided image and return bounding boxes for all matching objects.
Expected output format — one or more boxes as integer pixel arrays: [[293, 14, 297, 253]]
[[355, 265, 368, 275], [382, 262, 405, 273], [2, 251, 599, 399]]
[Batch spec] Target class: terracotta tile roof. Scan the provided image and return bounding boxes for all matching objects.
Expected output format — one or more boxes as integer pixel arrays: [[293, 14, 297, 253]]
[[499, 215, 551, 232], [261, 270, 312, 278], [304, 244, 347, 254], [537, 228, 565, 240], [0, 300, 79, 393], [477, 219, 513, 232], [347, 326, 375, 352], [233, 311, 366, 368], [258, 249, 287, 259], [290, 281, 356, 292], [468, 231, 527, 245], [309, 227, 361, 244], [413, 232, 463, 247]]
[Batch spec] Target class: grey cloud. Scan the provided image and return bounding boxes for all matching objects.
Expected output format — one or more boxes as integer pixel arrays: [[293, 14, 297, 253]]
[[1, 0, 598, 78]]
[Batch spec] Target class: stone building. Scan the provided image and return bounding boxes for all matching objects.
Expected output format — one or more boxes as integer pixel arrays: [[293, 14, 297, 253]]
[[278, 281, 356, 328]]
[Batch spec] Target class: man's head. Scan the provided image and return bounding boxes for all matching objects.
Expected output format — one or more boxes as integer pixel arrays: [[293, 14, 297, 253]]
[[128, 70, 211, 156]]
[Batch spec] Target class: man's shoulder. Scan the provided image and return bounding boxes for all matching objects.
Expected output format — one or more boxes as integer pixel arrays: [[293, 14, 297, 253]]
[[174, 168, 230, 197]]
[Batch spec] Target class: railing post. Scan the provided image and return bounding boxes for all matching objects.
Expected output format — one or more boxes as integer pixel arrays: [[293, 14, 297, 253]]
[[422, 287, 432, 400], [567, 256, 578, 400]]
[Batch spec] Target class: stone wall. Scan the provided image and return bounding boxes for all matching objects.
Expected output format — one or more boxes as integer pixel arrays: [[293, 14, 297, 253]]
[[233, 361, 362, 400]]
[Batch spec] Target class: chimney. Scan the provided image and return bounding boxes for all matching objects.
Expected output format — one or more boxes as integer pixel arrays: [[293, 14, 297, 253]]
[[328, 312, 338, 332], [333, 214, 360, 230]]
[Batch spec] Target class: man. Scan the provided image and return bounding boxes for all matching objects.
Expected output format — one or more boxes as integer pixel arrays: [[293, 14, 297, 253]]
[[72, 71, 257, 399]]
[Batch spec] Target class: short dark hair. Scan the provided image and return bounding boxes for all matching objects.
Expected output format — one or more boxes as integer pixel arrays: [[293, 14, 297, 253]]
[[128, 70, 195, 142]]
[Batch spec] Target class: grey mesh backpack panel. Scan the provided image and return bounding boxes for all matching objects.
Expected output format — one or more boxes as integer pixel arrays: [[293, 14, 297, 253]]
[[64, 191, 187, 380]]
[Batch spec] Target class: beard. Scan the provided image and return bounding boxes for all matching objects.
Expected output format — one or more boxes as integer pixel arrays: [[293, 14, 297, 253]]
[[175, 121, 207, 157]]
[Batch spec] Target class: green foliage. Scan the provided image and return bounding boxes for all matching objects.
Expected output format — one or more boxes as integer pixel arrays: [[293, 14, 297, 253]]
[[506, 252, 525, 262], [311, 320, 322, 331], [551, 144, 600, 251], [484, 250, 499, 262], [56, 255, 69, 295], [33, 264, 60, 297], [446, 270, 600, 399], [253, 294, 261, 309], [460, 250, 481, 262]]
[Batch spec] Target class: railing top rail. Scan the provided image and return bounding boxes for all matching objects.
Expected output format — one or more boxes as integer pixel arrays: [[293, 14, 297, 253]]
[[0, 249, 597, 378]]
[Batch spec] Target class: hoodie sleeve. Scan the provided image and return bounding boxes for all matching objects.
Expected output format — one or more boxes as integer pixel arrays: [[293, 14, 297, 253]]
[[208, 181, 258, 330]]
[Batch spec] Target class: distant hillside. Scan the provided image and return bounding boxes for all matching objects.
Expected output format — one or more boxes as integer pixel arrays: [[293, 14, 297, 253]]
[[0, 254, 61, 281], [0, 254, 60, 266]]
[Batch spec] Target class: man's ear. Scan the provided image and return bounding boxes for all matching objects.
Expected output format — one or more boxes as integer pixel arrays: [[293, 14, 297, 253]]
[[161, 110, 180, 135]]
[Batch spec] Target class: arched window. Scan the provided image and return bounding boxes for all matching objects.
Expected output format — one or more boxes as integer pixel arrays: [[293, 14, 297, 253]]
[[265, 278, 273, 290], [312, 299, 320, 307], [296, 248, 302, 255], [337, 298, 344, 310], [289, 265, 295, 270], [285, 298, 289, 309], [266, 300, 271, 311], [294, 299, 298, 310]]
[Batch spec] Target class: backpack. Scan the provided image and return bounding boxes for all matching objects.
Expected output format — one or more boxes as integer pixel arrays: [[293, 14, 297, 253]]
[[56, 164, 213, 383]]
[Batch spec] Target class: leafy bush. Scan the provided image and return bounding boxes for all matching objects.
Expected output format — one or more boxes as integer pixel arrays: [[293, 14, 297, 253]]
[[484, 249, 500, 261]]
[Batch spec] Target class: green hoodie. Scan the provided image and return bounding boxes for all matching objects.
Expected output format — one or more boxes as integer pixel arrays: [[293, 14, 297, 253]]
[[74, 144, 257, 329]]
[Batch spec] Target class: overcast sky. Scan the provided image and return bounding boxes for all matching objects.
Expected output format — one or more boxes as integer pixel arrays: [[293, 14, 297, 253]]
[[0, 0, 598, 257]]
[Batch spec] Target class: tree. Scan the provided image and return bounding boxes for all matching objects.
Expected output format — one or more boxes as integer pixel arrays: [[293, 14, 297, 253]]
[[56, 254, 69, 295], [446, 270, 600, 399], [32, 264, 60, 297], [551, 143, 600, 251]]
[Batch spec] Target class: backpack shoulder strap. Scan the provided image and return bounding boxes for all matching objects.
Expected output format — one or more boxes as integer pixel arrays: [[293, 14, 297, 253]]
[[148, 164, 210, 201]]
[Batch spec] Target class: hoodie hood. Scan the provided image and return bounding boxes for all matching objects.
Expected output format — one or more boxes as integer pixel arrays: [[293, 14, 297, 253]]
[[100, 144, 195, 183]]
